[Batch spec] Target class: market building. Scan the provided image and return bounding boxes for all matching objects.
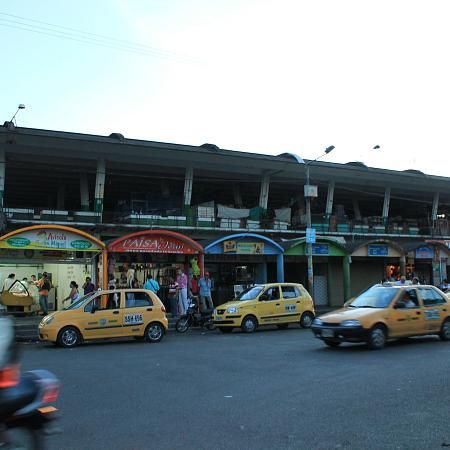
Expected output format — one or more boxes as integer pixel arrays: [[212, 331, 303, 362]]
[[1, 122, 450, 309]]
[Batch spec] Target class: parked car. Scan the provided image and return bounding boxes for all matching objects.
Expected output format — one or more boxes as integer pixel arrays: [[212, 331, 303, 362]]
[[213, 283, 315, 333], [39, 289, 168, 347], [312, 284, 450, 349]]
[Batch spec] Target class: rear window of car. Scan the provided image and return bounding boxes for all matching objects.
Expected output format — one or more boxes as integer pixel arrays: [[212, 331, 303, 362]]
[[281, 285, 300, 299], [419, 288, 447, 306], [125, 291, 153, 308]]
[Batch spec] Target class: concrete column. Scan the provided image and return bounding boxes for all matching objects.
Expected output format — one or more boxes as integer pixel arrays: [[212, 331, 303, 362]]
[[57, 185, 65, 210], [0, 148, 5, 208], [233, 184, 243, 208], [183, 167, 194, 206], [80, 173, 90, 211], [352, 199, 362, 221], [382, 187, 391, 224], [343, 255, 351, 301], [277, 254, 285, 283], [400, 255, 406, 277], [325, 180, 335, 218], [94, 158, 106, 217], [259, 174, 270, 210], [432, 192, 440, 221]]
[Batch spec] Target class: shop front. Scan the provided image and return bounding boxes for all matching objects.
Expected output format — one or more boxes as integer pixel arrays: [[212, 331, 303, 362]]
[[0, 225, 106, 312], [348, 239, 405, 296], [283, 237, 349, 306], [204, 233, 284, 304], [402, 241, 450, 285], [106, 230, 204, 312]]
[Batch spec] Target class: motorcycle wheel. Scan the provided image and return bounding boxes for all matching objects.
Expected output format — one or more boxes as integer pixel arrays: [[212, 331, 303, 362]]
[[205, 322, 216, 331], [3, 426, 41, 450], [176, 317, 191, 333]]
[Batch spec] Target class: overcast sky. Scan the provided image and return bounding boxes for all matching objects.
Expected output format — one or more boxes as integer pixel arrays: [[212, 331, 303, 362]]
[[1, 0, 449, 176]]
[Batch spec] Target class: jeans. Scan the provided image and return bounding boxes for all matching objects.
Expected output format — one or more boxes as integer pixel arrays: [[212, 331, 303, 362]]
[[200, 295, 213, 310], [39, 295, 48, 314], [179, 288, 188, 315]]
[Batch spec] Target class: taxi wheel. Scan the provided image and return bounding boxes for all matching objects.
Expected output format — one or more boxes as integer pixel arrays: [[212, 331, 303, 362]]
[[241, 316, 258, 333], [439, 319, 450, 341], [145, 322, 164, 343], [58, 326, 81, 348], [367, 325, 386, 350], [300, 312, 314, 328], [324, 339, 341, 348], [277, 323, 289, 330]]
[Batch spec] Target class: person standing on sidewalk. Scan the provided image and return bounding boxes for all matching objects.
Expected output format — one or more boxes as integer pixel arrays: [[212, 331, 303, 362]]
[[144, 274, 160, 295], [176, 269, 188, 315], [199, 272, 214, 310], [36, 272, 51, 316]]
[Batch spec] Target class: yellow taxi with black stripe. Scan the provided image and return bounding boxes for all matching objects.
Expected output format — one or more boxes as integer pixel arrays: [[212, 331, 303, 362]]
[[39, 289, 168, 347], [311, 283, 450, 349], [213, 283, 315, 333]]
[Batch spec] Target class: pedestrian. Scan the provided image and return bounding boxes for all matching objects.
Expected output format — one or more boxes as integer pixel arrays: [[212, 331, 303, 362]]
[[198, 272, 214, 310], [190, 275, 199, 298], [168, 277, 179, 317], [36, 272, 51, 316], [176, 268, 188, 315], [412, 277, 420, 285], [82, 277, 95, 295], [64, 281, 80, 305], [396, 276, 410, 286], [144, 274, 160, 294], [440, 279, 449, 292], [2, 274, 16, 292]]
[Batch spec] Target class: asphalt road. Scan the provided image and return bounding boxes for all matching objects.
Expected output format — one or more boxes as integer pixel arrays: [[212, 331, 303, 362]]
[[19, 327, 450, 450]]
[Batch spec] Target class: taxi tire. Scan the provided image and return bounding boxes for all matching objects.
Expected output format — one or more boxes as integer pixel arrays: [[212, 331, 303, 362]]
[[145, 322, 164, 343], [367, 325, 387, 350], [300, 312, 314, 328], [439, 319, 450, 341], [57, 326, 81, 348], [218, 327, 233, 333], [241, 315, 258, 333], [324, 339, 341, 348]]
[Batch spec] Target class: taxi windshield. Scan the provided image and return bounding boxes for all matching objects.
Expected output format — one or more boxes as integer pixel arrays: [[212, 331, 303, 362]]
[[236, 286, 264, 301], [349, 286, 398, 308], [64, 293, 95, 310]]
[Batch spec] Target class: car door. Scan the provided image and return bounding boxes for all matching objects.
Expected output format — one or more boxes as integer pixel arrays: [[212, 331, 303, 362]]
[[122, 290, 154, 336], [81, 292, 124, 340], [387, 288, 423, 337], [418, 287, 449, 333], [279, 285, 302, 323], [257, 286, 281, 325]]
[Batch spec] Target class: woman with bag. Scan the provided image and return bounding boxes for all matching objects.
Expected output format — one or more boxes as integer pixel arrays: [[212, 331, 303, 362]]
[[168, 277, 179, 318]]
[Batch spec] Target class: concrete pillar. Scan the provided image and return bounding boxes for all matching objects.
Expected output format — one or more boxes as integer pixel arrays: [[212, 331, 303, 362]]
[[432, 192, 440, 221], [400, 254, 406, 277], [325, 180, 335, 218], [343, 255, 351, 301], [259, 174, 270, 210], [382, 187, 391, 224], [233, 184, 244, 208], [94, 158, 106, 217], [80, 173, 90, 211], [57, 185, 65, 210], [183, 167, 194, 206], [352, 199, 362, 221], [0, 148, 5, 208], [277, 254, 285, 283]]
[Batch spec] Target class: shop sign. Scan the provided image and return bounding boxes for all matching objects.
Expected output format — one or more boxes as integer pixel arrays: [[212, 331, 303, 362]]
[[112, 235, 197, 254], [312, 243, 329, 255], [0, 229, 101, 252], [368, 244, 389, 257], [415, 246, 434, 259], [223, 241, 264, 254]]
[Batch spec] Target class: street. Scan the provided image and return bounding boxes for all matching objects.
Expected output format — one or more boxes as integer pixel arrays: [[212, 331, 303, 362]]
[[20, 327, 450, 450]]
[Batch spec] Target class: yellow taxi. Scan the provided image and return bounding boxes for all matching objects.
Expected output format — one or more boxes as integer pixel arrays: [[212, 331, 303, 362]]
[[213, 283, 315, 333], [39, 289, 168, 347], [311, 284, 450, 349]]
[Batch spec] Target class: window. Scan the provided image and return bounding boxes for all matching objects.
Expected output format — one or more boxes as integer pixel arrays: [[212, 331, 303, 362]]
[[419, 288, 447, 306], [125, 291, 153, 308], [281, 286, 300, 299], [84, 295, 117, 312], [262, 287, 280, 301]]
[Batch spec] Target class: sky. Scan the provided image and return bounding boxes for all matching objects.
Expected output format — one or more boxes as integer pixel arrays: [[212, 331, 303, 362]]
[[1, 0, 449, 176]]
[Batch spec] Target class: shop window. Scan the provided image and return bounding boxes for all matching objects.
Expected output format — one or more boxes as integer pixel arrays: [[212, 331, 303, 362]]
[[419, 288, 447, 306], [126, 291, 153, 308], [281, 285, 300, 299]]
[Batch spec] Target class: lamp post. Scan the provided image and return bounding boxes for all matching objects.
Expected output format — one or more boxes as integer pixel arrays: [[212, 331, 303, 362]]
[[304, 146, 335, 300]]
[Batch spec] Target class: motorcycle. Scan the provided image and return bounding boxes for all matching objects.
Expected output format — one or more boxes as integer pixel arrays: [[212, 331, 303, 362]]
[[0, 315, 60, 449], [175, 298, 215, 333]]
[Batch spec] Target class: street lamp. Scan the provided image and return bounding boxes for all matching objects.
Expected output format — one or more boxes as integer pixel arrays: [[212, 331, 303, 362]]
[[9, 104, 26, 126], [303, 145, 335, 300]]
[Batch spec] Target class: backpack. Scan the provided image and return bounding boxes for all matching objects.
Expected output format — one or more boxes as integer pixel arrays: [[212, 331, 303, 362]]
[[42, 280, 51, 291]]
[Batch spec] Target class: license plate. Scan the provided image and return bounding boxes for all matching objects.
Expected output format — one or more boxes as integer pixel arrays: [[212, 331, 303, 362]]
[[322, 329, 334, 338], [124, 313, 143, 325], [215, 317, 222, 321]]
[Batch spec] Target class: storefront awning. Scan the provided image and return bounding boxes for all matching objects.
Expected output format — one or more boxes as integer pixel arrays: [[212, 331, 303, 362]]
[[0, 225, 105, 252], [205, 233, 283, 255], [107, 230, 203, 254]]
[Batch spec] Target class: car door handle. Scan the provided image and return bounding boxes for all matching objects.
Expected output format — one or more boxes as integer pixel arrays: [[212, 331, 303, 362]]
[[296, 301, 301, 303], [113, 311, 120, 315], [276, 303, 280, 306], [443, 309, 447, 312], [146, 308, 153, 311], [416, 311, 421, 315]]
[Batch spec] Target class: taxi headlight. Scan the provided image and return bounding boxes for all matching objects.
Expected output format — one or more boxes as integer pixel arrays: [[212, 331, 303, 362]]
[[340, 320, 361, 327], [42, 316, 54, 326], [312, 318, 323, 326], [227, 306, 239, 314]]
